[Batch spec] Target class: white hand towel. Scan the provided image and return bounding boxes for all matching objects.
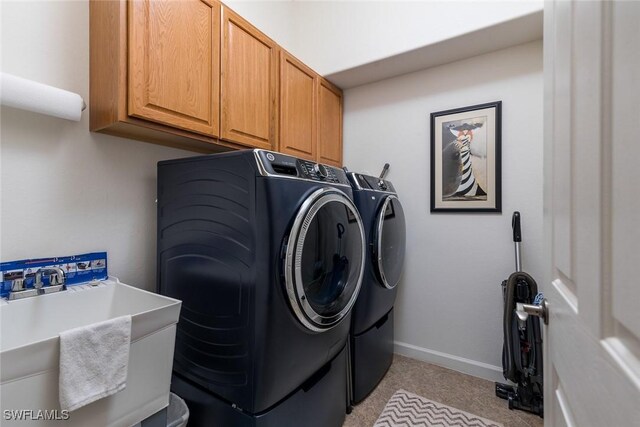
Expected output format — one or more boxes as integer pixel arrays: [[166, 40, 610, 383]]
[[59, 315, 132, 411]]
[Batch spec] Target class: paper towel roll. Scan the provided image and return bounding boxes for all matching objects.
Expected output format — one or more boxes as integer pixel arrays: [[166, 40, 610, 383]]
[[1, 72, 85, 121]]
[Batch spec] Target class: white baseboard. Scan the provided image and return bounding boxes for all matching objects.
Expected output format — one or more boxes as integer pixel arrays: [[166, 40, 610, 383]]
[[394, 341, 504, 383]]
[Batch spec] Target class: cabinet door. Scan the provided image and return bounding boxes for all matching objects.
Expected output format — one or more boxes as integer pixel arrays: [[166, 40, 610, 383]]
[[129, 0, 220, 137], [279, 52, 317, 160], [221, 7, 277, 149], [317, 79, 343, 167]]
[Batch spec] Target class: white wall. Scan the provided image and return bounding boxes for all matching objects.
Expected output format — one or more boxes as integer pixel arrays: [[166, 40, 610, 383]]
[[286, 1, 542, 75], [343, 40, 544, 380], [0, 1, 193, 291]]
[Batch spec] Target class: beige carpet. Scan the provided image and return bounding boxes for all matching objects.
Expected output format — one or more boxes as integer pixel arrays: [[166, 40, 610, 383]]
[[344, 354, 543, 427], [373, 389, 503, 427]]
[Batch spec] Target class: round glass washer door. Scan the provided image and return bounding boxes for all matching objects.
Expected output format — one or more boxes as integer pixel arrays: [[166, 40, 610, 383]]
[[284, 187, 366, 332], [373, 195, 406, 289]]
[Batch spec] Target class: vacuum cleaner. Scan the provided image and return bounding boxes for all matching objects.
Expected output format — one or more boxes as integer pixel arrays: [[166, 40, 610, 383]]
[[495, 211, 544, 417]]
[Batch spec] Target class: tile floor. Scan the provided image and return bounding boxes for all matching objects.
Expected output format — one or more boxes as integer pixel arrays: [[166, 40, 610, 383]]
[[344, 354, 544, 427]]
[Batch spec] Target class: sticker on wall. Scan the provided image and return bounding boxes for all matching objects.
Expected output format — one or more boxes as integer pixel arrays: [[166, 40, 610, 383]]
[[0, 252, 108, 298]]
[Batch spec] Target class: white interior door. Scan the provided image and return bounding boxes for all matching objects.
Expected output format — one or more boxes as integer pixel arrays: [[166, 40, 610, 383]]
[[544, 1, 640, 425]]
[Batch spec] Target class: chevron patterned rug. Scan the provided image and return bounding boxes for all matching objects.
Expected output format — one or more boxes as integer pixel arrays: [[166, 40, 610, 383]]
[[374, 390, 503, 427]]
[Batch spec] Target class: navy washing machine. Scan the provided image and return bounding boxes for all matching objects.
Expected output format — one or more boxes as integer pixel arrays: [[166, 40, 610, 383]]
[[346, 171, 406, 404], [157, 150, 366, 427]]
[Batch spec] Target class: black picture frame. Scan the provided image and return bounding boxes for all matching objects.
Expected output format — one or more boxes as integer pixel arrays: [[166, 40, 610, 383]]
[[430, 101, 502, 213]]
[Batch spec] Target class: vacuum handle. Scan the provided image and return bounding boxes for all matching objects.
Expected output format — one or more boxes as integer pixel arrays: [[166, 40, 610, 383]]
[[512, 212, 522, 243]]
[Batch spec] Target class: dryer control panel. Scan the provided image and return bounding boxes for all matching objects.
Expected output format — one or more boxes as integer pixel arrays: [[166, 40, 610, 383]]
[[348, 173, 396, 193], [255, 150, 350, 186]]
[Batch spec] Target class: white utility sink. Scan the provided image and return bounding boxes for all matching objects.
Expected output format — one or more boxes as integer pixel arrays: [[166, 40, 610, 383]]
[[0, 278, 181, 427]]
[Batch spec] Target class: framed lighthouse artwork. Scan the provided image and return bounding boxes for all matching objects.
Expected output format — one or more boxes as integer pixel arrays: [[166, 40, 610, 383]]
[[430, 101, 502, 213]]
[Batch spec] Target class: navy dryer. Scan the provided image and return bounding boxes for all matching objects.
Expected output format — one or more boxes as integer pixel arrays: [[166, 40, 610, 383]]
[[157, 150, 366, 427], [347, 172, 406, 404]]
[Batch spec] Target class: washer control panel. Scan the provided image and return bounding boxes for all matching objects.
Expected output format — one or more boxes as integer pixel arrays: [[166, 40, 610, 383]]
[[297, 160, 343, 183], [256, 150, 349, 185]]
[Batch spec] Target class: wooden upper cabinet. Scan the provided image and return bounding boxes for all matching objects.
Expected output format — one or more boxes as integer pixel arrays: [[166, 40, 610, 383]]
[[90, 0, 341, 156], [128, 0, 220, 137], [317, 78, 343, 167], [279, 51, 317, 160], [221, 7, 277, 150]]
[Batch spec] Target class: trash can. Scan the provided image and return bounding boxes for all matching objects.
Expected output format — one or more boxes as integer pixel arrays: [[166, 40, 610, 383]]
[[167, 393, 190, 427], [132, 393, 189, 427]]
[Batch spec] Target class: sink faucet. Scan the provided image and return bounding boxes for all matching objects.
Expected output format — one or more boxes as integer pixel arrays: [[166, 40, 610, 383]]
[[34, 267, 66, 295], [34, 267, 66, 288], [7, 267, 66, 300]]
